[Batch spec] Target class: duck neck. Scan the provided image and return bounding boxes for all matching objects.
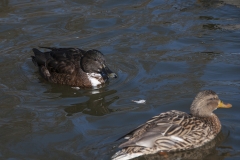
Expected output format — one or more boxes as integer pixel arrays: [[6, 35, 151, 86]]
[[204, 113, 222, 135]]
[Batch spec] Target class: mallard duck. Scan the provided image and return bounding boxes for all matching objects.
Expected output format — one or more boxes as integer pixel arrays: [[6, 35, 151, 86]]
[[112, 90, 232, 160], [31, 47, 117, 88]]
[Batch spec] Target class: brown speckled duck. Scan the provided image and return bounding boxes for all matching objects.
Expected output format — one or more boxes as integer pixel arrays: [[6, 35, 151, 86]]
[[112, 90, 232, 160], [31, 47, 117, 88]]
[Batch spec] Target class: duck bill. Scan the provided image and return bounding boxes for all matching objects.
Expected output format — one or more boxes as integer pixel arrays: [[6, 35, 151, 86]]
[[217, 100, 232, 108], [100, 64, 117, 79]]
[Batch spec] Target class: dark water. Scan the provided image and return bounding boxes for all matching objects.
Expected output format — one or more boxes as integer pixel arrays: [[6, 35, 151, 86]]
[[0, 0, 240, 159]]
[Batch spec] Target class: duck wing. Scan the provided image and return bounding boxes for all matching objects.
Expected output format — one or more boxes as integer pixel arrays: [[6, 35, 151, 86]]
[[32, 47, 85, 74], [118, 110, 198, 149], [39, 47, 86, 59]]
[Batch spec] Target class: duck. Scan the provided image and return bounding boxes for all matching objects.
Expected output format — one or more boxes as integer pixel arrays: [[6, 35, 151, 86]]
[[31, 47, 117, 88], [112, 90, 232, 160]]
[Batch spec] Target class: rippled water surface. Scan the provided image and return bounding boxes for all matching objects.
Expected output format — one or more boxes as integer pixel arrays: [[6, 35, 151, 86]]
[[0, 0, 240, 159]]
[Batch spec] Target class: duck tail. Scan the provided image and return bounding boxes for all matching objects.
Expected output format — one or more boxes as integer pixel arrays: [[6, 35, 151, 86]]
[[31, 56, 38, 66], [32, 48, 42, 55], [31, 48, 47, 66], [111, 150, 143, 160]]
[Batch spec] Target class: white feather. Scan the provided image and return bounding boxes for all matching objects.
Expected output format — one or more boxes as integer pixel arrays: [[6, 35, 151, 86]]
[[87, 73, 102, 86], [71, 87, 80, 90], [132, 100, 146, 104], [170, 136, 184, 142], [112, 151, 143, 160]]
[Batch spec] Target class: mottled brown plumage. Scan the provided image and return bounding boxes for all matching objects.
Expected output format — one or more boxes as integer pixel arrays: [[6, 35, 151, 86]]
[[112, 90, 232, 160], [31, 47, 117, 88]]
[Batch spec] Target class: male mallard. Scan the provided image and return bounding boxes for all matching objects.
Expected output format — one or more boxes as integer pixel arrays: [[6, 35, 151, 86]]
[[112, 90, 232, 160], [31, 47, 117, 88]]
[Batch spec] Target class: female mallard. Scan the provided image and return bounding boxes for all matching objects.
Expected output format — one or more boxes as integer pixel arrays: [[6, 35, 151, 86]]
[[31, 47, 117, 88], [112, 90, 232, 160]]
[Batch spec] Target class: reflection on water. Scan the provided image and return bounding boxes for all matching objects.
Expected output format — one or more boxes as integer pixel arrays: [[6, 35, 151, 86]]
[[39, 82, 119, 116], [64, 89, 119, 116], [0, 0, 240, 160]]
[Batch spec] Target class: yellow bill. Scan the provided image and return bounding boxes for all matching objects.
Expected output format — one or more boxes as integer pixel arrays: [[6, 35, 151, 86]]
[[218, 100, 232, 108]]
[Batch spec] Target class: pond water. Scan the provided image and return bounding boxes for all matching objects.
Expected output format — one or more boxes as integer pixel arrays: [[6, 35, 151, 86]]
[[0, 0, 240, 159]]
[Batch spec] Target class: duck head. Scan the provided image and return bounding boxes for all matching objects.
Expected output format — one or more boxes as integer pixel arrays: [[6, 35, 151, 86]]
[[190, 90, 232, 117], [81, 49, 117, 79]]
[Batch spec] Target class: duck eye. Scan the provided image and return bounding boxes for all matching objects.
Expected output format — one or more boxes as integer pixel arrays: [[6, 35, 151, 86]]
[[94, 58, 97, 61]]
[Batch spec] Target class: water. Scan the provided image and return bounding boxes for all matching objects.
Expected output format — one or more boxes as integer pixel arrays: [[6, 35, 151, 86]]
[[0, 0, 240, 159]]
